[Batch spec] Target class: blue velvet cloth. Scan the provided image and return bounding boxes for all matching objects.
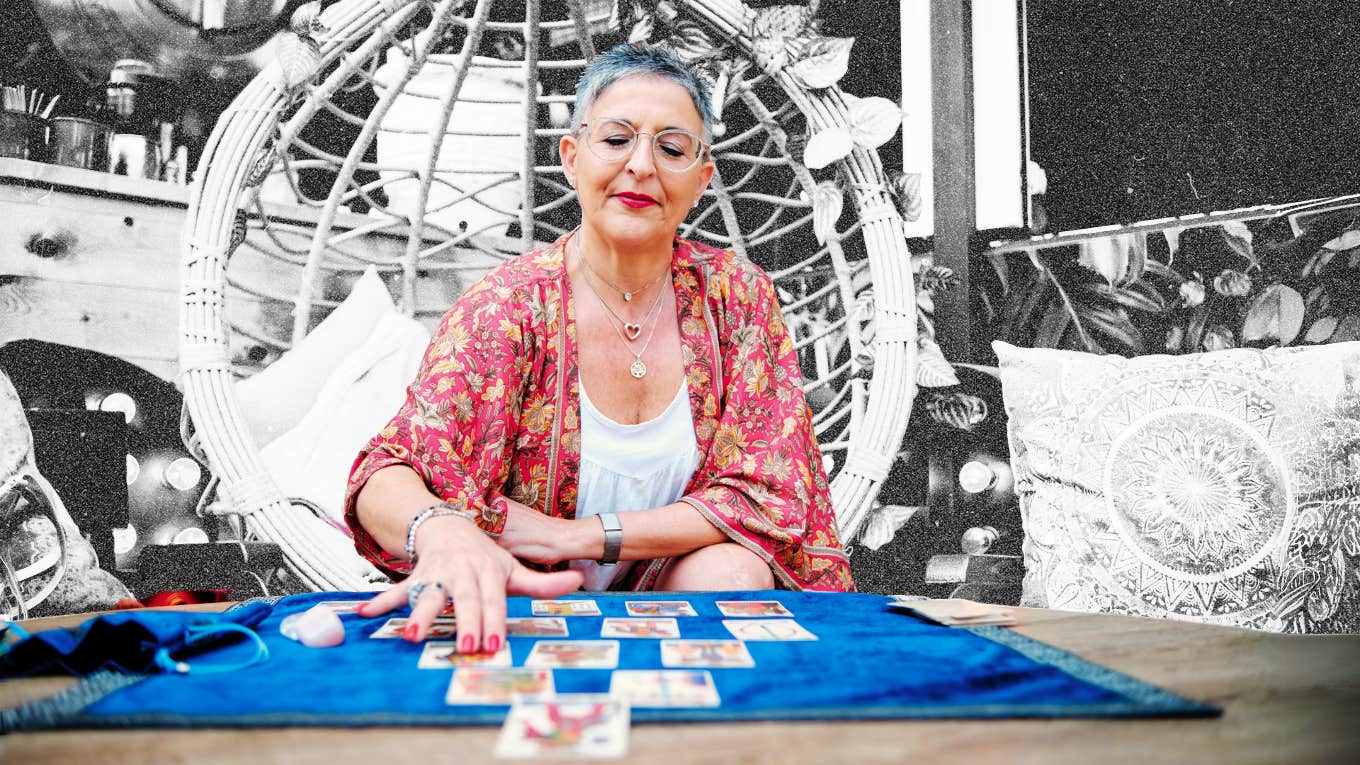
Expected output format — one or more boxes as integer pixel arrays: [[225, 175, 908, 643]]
[[0, 603, 272, 677], [1, 591, 1216, 730]]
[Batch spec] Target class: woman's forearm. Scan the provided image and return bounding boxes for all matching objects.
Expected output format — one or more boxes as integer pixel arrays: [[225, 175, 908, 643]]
[[354, 464, 445, 559], [571, 501, 727, 562]]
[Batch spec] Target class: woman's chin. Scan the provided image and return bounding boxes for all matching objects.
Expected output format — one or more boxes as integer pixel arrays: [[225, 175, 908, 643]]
[[589, 209, 676, 246]]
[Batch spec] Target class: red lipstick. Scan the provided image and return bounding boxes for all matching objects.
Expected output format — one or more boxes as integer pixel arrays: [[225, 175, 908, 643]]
[[615, 192, 658, 208]]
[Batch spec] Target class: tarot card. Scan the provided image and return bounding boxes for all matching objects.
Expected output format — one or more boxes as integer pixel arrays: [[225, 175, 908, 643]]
[[418, 641, 513, 669], [439, 602, 457, 618], [887, 598, 1018, 627], [445, 668, 555, 705], [722, 619, 818, 641], [660, 639, 755, 668], [715, 600, 793, 617], [525, 640, 620, 669], [495, 694, 629, 759], [370, 617, 457, 639], [531, 599, 602, 616], [624, 600, 697, 617], [316, 600, 366, 615], [600, 617, 680, 639], [610, 670, 720, 708], [506, 617, 570, 637]]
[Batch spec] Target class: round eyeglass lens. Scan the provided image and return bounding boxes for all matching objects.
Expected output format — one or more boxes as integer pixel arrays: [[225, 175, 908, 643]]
[[586, 119, 702, 171]]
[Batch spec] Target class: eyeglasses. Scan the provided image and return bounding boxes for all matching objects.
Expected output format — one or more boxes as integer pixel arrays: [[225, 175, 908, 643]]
[[579, 118, 708, 173]]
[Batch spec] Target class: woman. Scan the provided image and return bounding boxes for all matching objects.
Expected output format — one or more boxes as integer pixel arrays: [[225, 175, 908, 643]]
[[347, 43, 853, 654]]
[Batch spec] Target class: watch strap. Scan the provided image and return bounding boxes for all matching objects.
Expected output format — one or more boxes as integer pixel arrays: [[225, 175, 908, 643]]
[[596, 512, 623, 565]]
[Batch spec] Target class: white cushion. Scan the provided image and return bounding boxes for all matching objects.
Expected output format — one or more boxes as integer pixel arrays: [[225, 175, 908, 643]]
[[236, 267, 395, 447], [259, 310, 431, 525]]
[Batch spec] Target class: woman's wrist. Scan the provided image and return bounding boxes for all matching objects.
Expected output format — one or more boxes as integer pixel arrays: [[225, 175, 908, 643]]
[[574, 515, 608, 562], [408, 506, 479, 561]]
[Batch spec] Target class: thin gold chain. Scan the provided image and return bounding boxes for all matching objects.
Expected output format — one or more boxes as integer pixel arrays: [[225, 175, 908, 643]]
[[575, 233, 670, 378], [574, 231, 668, 337], [576, 230, 670, 302]]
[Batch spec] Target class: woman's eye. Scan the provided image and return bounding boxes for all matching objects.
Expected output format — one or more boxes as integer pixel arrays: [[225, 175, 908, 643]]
[[601, 136, 632, 147], [657, 142, 687, 158]]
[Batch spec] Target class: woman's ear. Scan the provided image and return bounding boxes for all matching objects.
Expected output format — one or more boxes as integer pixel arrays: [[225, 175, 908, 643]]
[[693, 159, 715, 206], [559, 133, 578, 188]]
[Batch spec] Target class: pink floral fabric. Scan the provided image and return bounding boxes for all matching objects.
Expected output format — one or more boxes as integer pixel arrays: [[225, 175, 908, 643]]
[[344, 234, 854, 592]]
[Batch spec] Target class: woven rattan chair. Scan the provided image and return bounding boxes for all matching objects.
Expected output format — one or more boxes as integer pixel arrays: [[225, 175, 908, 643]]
[[180, 0, 917, 591]]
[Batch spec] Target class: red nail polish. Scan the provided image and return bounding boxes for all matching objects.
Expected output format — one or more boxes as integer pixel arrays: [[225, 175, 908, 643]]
[[403, 624, 419, 641], [461, 635, 476, 653], [487, 635, 500, 653]]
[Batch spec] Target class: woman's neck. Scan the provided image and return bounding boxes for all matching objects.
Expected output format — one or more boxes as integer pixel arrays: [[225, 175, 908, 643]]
[[574, 223, 674, 287]]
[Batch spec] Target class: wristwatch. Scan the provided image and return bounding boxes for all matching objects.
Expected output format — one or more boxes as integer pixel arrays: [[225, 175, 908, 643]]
[[596, 512, 623, 565]]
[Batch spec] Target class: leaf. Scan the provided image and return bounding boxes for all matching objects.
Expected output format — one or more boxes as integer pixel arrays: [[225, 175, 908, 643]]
[[843, 93, 903, 149], [1332, 314, 1360, 342], [1241, 283, 1305, 344], [889, 170, 923, 222], [1324, 228, 1360, 252], [278, 32, 322, 91], [790, 37, 855, 89], [803, 126, 854, 169], [916, 337, 960, 387], [1082, 304, 1145, 354], [242, 138, 277, 189], [663, 19, 722, 62], [1034, 302, 1070, 349], [628, 10, 655, 42], [1220, 221, 1257, 269], [1076, 233, 1146, 285], [748, 4, 813, 69], [1083, 281, 1165, 314], [1186, 302, 1210, 351], [811, 180, 844, 245], [1304, 315, 1339, 343], [859, 505, 922, 551], [1163, 225, 1187, 263], [228, 209, 248, 258]]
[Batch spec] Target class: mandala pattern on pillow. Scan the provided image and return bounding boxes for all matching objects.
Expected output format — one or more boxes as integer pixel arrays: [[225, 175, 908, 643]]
[[995, 341, 1360, 633]]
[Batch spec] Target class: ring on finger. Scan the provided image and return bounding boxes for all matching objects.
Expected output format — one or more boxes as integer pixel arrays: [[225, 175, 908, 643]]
[[407, 580, 446, 611]]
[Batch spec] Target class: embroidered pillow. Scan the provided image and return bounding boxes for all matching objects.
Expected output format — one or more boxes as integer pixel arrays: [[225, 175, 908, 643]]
[[994, 340, 1360, 633]]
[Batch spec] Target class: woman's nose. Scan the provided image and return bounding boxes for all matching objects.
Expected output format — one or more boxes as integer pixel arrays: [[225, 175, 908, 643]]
[[624, 134, 658, 177]]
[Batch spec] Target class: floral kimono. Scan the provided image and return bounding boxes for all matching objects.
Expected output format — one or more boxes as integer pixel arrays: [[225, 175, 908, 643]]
[[343, 234, 854, 592]]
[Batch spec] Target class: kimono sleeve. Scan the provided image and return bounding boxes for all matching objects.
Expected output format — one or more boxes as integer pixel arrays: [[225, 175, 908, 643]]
[[680, 268, 855, 592], [343, 276, 528, 577]]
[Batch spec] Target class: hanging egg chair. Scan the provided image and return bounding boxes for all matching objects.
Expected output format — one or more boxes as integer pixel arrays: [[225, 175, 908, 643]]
[[180, 0, 917, 591]]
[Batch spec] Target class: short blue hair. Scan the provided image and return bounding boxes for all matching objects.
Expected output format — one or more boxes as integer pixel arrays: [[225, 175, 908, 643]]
[[571, 43, 715, 141]]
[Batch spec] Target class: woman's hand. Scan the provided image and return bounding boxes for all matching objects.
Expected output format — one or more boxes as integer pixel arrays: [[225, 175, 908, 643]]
[[498, 497, 599, 565], [356, 514, 582, 653]]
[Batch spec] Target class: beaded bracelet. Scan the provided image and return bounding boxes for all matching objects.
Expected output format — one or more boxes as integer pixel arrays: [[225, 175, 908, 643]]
[[404, 502, 479, 564]]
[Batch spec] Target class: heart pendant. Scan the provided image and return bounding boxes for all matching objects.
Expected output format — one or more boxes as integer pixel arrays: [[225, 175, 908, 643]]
[[624, 323, 642, 340]]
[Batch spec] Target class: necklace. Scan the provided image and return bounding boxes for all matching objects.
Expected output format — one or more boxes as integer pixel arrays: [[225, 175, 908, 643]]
[[575, 232, 668, 340], [577, 237, 671, 378], [577, 232, 670, 302]]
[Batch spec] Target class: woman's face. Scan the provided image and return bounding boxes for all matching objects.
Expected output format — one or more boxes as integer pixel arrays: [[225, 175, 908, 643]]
[[560, 75, 714, 249]]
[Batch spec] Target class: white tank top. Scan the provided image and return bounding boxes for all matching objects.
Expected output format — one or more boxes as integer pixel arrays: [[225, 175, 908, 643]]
[[571, 378, 702, 590]]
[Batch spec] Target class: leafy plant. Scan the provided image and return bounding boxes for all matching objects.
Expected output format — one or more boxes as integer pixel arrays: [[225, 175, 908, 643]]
[[983, 207, 1360, 357]]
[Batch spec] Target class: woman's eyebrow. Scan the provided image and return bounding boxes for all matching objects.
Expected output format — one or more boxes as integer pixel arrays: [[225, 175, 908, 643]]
[[599, 116, 696, 133]]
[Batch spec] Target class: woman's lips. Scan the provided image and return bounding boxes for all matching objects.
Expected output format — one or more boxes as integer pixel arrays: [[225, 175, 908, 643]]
[[614, 193, 658, 209]]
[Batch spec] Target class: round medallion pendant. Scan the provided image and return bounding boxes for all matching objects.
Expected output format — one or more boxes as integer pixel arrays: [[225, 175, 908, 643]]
[[630, 359, 647, 378]]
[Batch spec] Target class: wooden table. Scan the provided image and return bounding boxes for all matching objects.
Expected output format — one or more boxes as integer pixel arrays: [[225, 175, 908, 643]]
[[1, 605, 1357, 764]]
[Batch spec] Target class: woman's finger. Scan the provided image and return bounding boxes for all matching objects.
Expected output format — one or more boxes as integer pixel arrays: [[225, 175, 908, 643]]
[[478, 567, 508, 655], [356, 581, 411, 619], [507, 567, 585, 598], [450, 572, 483, 654], [407, 580, 450, 641]]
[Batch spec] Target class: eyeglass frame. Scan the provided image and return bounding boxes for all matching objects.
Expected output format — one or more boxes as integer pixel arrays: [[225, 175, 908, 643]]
[[576, 118, 710, 173]]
